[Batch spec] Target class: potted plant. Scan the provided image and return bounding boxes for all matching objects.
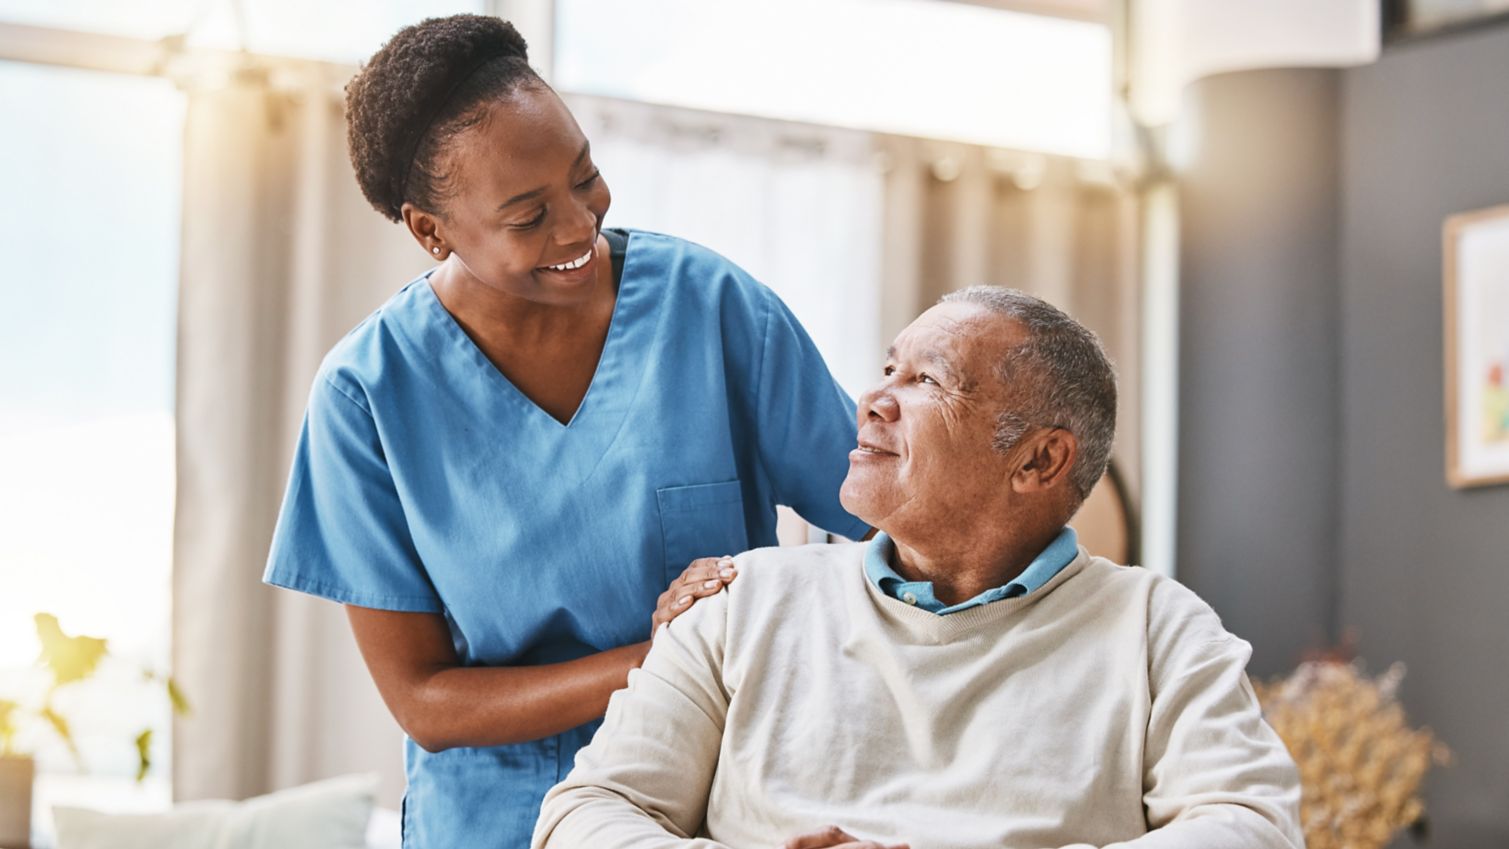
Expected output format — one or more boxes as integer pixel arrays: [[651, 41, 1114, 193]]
[[0, 613, 189, 846]]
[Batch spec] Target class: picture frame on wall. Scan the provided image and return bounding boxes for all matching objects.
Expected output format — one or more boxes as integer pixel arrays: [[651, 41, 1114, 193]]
[[1444, 204, 1509, 488], [1384, 0, 1509, 42]]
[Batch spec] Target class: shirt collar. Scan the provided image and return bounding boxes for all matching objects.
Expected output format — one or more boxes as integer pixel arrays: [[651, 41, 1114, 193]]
[[863, 526, 1080, 614]]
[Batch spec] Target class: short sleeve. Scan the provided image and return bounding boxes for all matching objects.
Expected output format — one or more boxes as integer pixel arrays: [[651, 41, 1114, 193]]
[[752, 292, 870, 540], [263, 374, 443, 612]]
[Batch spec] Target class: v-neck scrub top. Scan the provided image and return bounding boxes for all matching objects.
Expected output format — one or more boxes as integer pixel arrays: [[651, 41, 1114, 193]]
[[263, 230, 867, 849]]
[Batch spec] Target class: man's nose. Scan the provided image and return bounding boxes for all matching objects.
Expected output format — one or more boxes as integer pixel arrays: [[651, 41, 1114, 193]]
[[861, 387, 899, 422]]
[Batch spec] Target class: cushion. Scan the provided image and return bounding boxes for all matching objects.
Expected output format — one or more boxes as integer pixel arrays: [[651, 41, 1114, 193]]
[[52, 773, 377, 849]]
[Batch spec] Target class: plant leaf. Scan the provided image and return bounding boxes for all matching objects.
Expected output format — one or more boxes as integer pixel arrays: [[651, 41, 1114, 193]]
[[40, 705, 85, 770], [134, 729, 153, 782], [166, 677, 191, 716], [0, 699, 17, 756], [34, 613, 109, 688]]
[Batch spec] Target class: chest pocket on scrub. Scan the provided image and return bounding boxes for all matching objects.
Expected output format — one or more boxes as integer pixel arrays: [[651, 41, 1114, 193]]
[[656, 480, 748, 585]]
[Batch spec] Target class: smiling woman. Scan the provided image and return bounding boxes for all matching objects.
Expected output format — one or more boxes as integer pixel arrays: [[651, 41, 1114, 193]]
[[261, 14, 871, 849]]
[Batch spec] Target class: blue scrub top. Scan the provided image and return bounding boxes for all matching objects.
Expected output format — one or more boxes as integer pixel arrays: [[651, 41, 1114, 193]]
[[264, 230, 867, 848]]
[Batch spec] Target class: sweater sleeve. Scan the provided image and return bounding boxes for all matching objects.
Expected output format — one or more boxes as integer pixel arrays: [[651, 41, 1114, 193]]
[[531, 591, 735, 849], [1051, 588, 1305, 849]]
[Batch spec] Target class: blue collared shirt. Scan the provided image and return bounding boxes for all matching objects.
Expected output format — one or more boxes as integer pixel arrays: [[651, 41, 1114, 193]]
[[863, 527, 1079, 614]]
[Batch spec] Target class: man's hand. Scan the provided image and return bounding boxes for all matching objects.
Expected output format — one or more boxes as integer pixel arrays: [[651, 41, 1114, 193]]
[[779, 825, 910, 849], [651, 556, 737, 637]]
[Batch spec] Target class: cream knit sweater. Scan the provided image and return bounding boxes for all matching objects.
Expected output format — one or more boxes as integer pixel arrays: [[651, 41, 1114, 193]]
[[533, 543, 1304, 849]]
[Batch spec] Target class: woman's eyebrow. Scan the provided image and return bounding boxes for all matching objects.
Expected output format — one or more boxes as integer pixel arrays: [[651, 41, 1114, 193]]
[[495, 141, 591, 211]]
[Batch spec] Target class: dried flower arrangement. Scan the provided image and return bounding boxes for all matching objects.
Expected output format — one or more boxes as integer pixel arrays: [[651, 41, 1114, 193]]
[[1254, 660, 1450, 849]]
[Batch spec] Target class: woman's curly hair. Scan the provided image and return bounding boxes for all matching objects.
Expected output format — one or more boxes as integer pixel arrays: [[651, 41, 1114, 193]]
[[345, 14, 544, 222]]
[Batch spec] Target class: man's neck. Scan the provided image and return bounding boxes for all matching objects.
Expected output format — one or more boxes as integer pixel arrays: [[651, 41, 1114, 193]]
[[888, 522, 1067, 606]]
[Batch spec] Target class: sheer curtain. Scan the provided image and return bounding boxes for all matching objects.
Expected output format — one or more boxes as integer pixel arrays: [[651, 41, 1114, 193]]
[[172, 62, 423, 807], [566, 94, 887, 398]]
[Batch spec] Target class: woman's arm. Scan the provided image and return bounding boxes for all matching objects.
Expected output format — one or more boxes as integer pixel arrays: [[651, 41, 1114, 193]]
[[347, 605, 648, 751], [347, 556, 737, 751]]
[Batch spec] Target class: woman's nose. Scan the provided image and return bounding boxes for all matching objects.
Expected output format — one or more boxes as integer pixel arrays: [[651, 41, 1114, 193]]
[[558, 196, 598, 244]]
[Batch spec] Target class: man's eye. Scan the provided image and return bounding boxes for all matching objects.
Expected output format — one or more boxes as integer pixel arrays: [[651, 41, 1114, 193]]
[[883, 365, 896, 376], [575, 170, 601, 190], [919, 373, 938, 386]]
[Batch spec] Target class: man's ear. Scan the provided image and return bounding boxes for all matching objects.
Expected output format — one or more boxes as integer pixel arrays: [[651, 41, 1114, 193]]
[[1009, 428, 1078, 494], [402, 202, 451, 260]]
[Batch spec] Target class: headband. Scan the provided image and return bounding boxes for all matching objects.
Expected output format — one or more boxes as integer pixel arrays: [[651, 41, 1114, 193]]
[[399, 48, 516, 200]]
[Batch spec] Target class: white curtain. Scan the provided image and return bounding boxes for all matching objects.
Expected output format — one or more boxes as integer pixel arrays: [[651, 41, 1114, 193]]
[[566, 94, 887, 398], [172, 62, 425, 807]]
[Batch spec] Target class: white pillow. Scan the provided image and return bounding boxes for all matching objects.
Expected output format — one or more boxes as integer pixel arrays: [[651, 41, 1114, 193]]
[[52, 773, 378, 849], [366, 807, 402, 849]]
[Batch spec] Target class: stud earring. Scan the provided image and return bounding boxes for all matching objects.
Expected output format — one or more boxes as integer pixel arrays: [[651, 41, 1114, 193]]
[[432, 246, 441, 255]]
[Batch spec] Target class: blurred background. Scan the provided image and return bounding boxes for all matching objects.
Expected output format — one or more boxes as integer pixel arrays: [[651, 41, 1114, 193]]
[[0, 1, 1505, 847]]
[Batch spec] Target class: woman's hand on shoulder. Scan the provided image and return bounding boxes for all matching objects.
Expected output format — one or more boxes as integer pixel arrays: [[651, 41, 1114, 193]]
[[652, 555, 738, 637]]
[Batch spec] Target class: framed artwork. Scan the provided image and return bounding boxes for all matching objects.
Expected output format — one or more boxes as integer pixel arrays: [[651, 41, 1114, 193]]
[[1384, 0, 1509, 42], [1444, 204, 1509, 488]]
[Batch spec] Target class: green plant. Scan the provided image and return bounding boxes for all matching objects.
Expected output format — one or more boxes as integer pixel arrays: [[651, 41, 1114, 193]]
[[0, 613, 189, 781]]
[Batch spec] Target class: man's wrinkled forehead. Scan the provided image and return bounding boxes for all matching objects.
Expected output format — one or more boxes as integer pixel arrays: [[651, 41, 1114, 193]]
[[890, 304, 1020, 380]]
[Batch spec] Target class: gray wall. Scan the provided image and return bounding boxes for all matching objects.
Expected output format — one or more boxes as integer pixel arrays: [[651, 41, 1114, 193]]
[[1176, 69, 1342, 677], [1175, 25, 1509, 848], [1339, 25, 1509, 848]]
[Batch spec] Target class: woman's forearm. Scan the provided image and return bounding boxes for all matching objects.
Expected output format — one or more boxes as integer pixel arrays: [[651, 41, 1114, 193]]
[[347, 558, 735, 752], [345, 604, 654, 752], [406, 641, 651, 750]]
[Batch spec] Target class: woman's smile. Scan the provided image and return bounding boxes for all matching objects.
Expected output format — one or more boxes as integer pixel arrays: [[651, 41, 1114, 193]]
[[534, 239, 602, 287]]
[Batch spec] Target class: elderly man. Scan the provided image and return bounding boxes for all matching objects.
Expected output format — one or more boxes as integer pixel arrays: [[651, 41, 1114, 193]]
[[532, 288, 1303, 849]]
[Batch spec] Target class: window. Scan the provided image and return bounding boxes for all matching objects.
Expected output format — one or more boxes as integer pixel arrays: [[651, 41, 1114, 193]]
[[556, 0, 1113, 159], [0, 0, 485, 64], [0, 59, 183, 820]]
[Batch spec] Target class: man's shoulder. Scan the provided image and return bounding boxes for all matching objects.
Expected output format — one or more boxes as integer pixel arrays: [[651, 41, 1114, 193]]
[[656, 543, 861, 657], [1075, 556, 1218, 615], [1143, 569, 1230, 633], [1066, 557, 1250, 683], [1065, 557, 1235, 643], [1057, 554, 1160, 611], [730, 542, 861, 590], [1131, 567, 1250, 674], [721, 542, 862, 621]]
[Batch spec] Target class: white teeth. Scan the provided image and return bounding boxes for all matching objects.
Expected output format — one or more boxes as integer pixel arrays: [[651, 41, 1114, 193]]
[[545, 250, 593, 272]]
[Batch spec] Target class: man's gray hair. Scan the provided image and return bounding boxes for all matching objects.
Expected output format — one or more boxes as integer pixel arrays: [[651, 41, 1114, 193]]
[[941, 286, 1117, 503]]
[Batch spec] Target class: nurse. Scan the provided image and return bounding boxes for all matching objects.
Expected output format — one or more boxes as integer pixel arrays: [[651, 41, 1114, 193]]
[[262, 12, 867, 849]]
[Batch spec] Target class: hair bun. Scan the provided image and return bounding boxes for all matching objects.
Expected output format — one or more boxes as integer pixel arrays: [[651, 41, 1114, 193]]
[[425, 13, 529, 65], [346, 14, 533, 221]]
